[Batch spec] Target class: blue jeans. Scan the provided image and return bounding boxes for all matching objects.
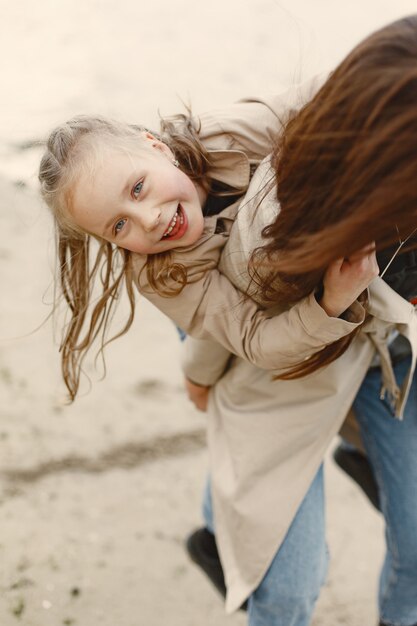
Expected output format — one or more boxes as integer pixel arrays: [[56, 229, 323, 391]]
[[353, 359, 417, 626], [203, 360, 417, 626], [203, 467, 328, 626]]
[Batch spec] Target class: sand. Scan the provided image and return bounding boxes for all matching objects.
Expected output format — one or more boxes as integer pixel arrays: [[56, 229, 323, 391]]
[[1, 1, 416, 624]]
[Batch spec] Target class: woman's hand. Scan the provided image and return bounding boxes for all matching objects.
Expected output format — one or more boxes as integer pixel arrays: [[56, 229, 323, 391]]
[[320, 243, 379, 317], [184, 378, 211, 412]]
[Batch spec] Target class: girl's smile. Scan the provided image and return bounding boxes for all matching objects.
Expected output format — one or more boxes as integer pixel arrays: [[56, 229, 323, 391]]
[[70, 133, 206, 254], [162, 204, 187, 240]]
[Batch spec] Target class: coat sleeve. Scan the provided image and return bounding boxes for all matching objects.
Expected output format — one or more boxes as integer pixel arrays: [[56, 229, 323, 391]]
[[181, 336, 233, 387], [134, 238, 366, 379]]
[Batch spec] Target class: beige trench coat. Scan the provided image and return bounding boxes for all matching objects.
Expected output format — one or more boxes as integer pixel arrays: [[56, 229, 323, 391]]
[[183, 160, 417, 613], [131, 81, 417, 612], [180, 111, 417, 612]]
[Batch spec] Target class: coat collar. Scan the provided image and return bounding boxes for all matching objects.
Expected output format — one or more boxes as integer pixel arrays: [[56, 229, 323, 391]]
[[207, 149, 251, 190]]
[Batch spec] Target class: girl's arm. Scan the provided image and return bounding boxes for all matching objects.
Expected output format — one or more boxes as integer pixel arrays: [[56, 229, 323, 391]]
[[184, 377, 211, 412], [181, 336, 232, 387], [180, 251, 378, 388], [133, 238, 372, 376]]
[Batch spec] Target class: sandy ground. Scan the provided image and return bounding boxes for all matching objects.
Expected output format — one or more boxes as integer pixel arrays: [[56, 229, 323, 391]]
[[1, 1, 416, 625]]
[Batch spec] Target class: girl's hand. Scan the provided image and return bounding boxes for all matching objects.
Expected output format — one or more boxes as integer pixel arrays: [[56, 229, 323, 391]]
[[184, 378, 211, 412], [320, 243, 379, 317]]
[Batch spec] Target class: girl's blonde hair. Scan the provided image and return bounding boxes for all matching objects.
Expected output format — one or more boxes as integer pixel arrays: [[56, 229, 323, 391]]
[[39, 112, 216, 401]]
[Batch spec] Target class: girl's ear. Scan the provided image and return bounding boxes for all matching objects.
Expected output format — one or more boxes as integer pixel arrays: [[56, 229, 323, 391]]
[[141, 131, 174, 158]]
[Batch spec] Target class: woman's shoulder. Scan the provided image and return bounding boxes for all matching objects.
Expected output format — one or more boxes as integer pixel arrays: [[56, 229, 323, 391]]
[[195, 74, 328, 159]]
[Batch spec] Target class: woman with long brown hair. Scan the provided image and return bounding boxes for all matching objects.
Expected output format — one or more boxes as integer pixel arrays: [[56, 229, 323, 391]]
[[183, 15, 417, 626]]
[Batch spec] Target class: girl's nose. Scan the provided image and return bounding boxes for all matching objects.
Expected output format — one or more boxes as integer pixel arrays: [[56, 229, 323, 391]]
[[140, 206, 161, 232]]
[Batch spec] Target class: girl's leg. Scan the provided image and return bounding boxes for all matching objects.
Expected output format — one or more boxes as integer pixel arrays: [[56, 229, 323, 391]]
[[247, 465, 328, 626], [353, 360, 417, 626]]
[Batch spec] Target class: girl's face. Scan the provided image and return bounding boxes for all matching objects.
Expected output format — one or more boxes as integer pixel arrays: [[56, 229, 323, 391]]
[[70, 133, 205, 254]]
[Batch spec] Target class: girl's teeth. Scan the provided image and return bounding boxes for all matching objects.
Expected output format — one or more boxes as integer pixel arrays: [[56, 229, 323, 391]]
[[163, 209, 180, 237]]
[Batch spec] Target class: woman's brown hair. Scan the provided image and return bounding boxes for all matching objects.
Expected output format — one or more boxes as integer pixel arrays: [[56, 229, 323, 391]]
[[250, 15, 417, 379]]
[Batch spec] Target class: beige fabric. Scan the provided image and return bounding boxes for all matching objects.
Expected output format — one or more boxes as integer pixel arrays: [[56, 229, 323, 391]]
[[176, 93, 417, 612], [204, 283, 416, 613], [131, 77, 416, 612]]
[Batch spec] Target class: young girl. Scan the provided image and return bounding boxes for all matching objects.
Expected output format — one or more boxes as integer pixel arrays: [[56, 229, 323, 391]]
[[39, 78, 376, 403]]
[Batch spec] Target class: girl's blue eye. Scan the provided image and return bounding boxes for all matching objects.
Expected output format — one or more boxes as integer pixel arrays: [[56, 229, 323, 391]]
[[114, 218, 127, 235], [132, 180, 143, 199]]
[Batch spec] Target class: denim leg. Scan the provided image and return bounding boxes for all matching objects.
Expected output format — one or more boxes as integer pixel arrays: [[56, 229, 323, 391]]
[[248, 465, 327, 626], [202, 467, 327, 625], [353, 360, 417, 626], [202, 475, 215, 534]]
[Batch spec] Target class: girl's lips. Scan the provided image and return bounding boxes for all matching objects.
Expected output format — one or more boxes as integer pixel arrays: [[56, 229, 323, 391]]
[[162, 204, 188, 241]]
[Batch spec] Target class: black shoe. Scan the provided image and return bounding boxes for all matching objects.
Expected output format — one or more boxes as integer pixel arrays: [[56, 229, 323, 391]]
[[185, 527, 248, 611], [333, 445, 381, 512]]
